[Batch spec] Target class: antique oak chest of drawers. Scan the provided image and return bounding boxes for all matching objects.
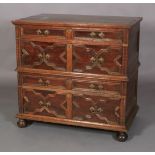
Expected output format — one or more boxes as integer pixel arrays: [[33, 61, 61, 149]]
[[12, 14, 142, 142]]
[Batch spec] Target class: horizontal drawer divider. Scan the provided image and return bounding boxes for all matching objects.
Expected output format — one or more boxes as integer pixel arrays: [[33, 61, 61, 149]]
[[19, 85, 125, 100], [17, 67, 128, 81], [19, 36, 128, 47]]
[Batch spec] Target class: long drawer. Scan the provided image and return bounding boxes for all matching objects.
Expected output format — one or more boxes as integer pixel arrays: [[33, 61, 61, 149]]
[[20, 86, 123, 126], [19, 73, 125, 95]]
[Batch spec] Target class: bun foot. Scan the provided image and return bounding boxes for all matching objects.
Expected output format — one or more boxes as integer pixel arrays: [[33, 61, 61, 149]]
[[116, 132, 128, 142], [17, 119, 27, 128]]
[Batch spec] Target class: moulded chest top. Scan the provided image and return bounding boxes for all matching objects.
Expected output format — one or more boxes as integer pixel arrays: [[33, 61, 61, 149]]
[[12, 14, 143, 29]]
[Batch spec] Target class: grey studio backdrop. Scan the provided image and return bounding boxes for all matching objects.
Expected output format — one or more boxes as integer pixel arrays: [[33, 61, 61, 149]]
[[0, 3, 155, 152]]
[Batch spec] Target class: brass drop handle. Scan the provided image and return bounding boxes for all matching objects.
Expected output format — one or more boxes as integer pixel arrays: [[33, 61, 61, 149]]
[[98, 57, 104, 63], [97, 107, 103, 113], [89, 106, 103, 114], [89, 107, 95, 113], [89, 83, 96, 89], [36, 29, 42, 35], [90, 56, 104, 64], [45, 101, 51, 107], [89, 83, 104, 90], [36, 29, 50, 35], [38, 78, 44, 86], [90, 32, 96, 38], [38, 53, 43, 58], [38, 78, 50, 86], [97, 84, 104, 90], [39, 100, 51, 107], [98, 32, 105, 38], [45, 80, 50, 86], [90, 57, 96, 63], [44, 30, 50, 35], [39, 100, 44, 106], [45, 53, 50, 60], [89, 106, 103, 113]]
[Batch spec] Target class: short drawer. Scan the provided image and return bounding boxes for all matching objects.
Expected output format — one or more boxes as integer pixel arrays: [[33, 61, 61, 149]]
[[73, 29, 123, 43], [72, 93, 121, 125], [72, 79, 122, 95], [22, 88, 67, 118], [21, 74, 68, 89], [73, 44, 123, 75], [21, 25, 65, 38]]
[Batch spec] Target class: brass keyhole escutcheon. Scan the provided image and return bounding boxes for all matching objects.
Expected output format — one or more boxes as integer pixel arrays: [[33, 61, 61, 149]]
[[44, 30, 50, 35]]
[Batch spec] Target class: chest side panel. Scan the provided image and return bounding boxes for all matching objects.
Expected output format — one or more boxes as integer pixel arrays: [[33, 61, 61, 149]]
[[126, 23, 141, 127]]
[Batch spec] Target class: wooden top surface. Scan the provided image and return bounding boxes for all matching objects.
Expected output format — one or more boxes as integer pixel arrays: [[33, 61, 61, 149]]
[[12, 14, 142, 28]]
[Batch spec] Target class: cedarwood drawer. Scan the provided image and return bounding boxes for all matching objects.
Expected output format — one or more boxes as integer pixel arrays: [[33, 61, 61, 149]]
[[73, 29, 123, 43], [73, 44, 123, 75], [21, 25, 65, 38], [20, 74, 68, 89], [72, 93, 121, 125], [20, 40, 67, 71], [22, 88, 67, 118]]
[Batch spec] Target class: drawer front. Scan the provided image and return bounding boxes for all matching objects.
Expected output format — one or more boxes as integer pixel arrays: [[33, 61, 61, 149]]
[[72, 79, 122, 95], [22, 26, 65, 38], [72, 94, 121, 125], [73, 45, 123, 75], [20, 41, 67, 71], [73, 29, 123, 43], [22, 88, 67, 118], [21, 74, 68, 89]]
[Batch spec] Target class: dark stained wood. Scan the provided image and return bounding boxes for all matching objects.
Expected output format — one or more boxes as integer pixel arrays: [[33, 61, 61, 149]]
[[13, 14, 142, 142]]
